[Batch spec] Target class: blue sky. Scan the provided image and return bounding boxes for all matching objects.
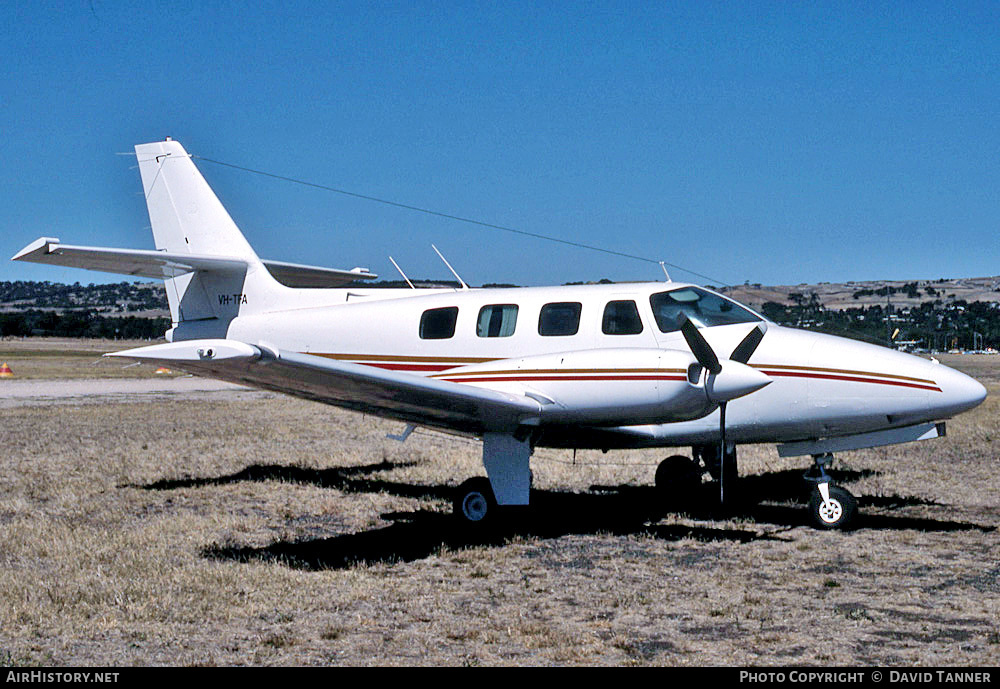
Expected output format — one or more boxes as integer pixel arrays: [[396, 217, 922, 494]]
[[3, 1, 998, 288]]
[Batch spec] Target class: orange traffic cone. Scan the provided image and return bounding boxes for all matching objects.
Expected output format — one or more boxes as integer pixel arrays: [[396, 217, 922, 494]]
[[154, 366, 172, 375], [0, 362, 13, 378]]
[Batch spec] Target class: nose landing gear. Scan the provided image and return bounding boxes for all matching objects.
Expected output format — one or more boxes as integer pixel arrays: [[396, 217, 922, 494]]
[[803, 453, 857, 530]]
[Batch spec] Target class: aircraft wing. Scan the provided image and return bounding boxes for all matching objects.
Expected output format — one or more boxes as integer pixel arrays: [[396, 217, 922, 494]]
[[106, 339, 542, 434], [12, 237, 376, 286]]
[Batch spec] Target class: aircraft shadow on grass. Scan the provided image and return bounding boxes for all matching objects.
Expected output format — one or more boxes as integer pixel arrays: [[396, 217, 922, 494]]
[[134, 461, 993, 572]]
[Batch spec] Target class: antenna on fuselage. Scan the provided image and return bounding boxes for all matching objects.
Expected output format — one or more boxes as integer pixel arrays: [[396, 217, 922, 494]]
[[389, 256, 416, 289], [659, 261, 672, 282], [431, 244, 469, 290]]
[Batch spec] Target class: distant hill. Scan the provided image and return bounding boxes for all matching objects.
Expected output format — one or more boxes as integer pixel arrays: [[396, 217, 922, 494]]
[[0, 280, 169, 318], [718, 277, 1000, 350], [720, 276, 1000, 312]]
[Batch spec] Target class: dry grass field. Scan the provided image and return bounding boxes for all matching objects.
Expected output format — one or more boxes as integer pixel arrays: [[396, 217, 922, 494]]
[[0, 340, 997, 666]]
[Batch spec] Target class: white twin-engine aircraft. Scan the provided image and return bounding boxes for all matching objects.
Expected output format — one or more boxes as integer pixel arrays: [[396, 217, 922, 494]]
[[14, 139, 987, 530]]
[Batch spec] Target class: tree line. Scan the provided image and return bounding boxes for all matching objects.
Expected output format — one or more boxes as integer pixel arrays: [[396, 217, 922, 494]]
[[758, 299, 1000, 350], [0, 310, 169, 339], [0, 280, 167, 311]]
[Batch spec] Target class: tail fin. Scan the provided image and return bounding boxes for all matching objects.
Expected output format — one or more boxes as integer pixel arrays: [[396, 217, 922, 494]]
[[135, 139, 281, 339], [135, 139, 260, 261]]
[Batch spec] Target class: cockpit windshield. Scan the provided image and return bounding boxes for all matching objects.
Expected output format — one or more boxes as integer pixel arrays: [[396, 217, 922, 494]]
[[649, 287, 761, 332]]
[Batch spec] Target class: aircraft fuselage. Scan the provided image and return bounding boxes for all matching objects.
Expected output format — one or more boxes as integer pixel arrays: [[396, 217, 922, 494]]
[[224, 280, 985, 449]]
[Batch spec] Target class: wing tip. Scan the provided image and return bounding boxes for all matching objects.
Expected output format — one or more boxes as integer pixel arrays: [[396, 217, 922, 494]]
[[106, 339, 259, 362], [12, 237, 60, 262]]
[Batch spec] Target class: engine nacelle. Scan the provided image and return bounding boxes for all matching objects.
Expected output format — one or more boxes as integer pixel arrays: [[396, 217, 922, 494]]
[[434, 347, 715, 426]]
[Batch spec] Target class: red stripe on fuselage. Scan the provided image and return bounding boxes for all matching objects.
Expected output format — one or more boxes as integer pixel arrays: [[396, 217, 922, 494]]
[[438, 374, 688, 383], [760, 369, 941, 392], [363, 362, 456, 372]]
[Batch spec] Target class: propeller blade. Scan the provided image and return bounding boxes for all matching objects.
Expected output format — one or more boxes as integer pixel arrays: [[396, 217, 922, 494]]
[[729, 322, 768, 364], [677, 314, 721, 375]]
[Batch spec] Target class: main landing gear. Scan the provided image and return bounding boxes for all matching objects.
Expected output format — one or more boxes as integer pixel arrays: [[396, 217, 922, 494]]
[[654, 455, 702, 508], [452, 472, 534, 527], [453, 478, 496, 525], [453, 432, 533, 527], [654, 443, 738, 507]]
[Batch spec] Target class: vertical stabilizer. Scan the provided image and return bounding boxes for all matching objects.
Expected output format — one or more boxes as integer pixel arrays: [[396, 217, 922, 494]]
[[135, 139, 259, 260], [134, 139, 281, 339]]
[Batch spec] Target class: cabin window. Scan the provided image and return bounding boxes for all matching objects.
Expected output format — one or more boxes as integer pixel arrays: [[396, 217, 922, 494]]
[[419, 306, 459, 339], [602, 300, 644, 335], [477, 304, 518, 338], [649, 287, 761, 332], [538, 302, 582, 336]]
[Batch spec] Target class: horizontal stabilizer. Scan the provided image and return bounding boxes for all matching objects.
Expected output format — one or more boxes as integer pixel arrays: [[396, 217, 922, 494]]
[[259, 259, 376, 287], [12, 237, 376, 286], [106, 339, 541, 434], [12, 238, 248, 279]]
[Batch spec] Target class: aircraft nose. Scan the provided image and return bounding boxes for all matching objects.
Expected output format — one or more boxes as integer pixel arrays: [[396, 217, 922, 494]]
[[932, 363, 987, 417]]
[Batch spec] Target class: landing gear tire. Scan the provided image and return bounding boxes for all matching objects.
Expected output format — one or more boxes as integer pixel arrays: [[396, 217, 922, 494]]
[[454, 477, 496, 525], [808, 485, 857, 530], [655, 455, 702, 508]]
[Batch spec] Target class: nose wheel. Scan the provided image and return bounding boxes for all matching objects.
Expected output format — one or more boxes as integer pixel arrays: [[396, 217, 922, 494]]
[[804, 453, 857, 530], [808, 483, 857, 529]]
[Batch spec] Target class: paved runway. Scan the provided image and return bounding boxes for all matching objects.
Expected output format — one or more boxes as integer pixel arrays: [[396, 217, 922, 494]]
[[0, 377, 258, 407]]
